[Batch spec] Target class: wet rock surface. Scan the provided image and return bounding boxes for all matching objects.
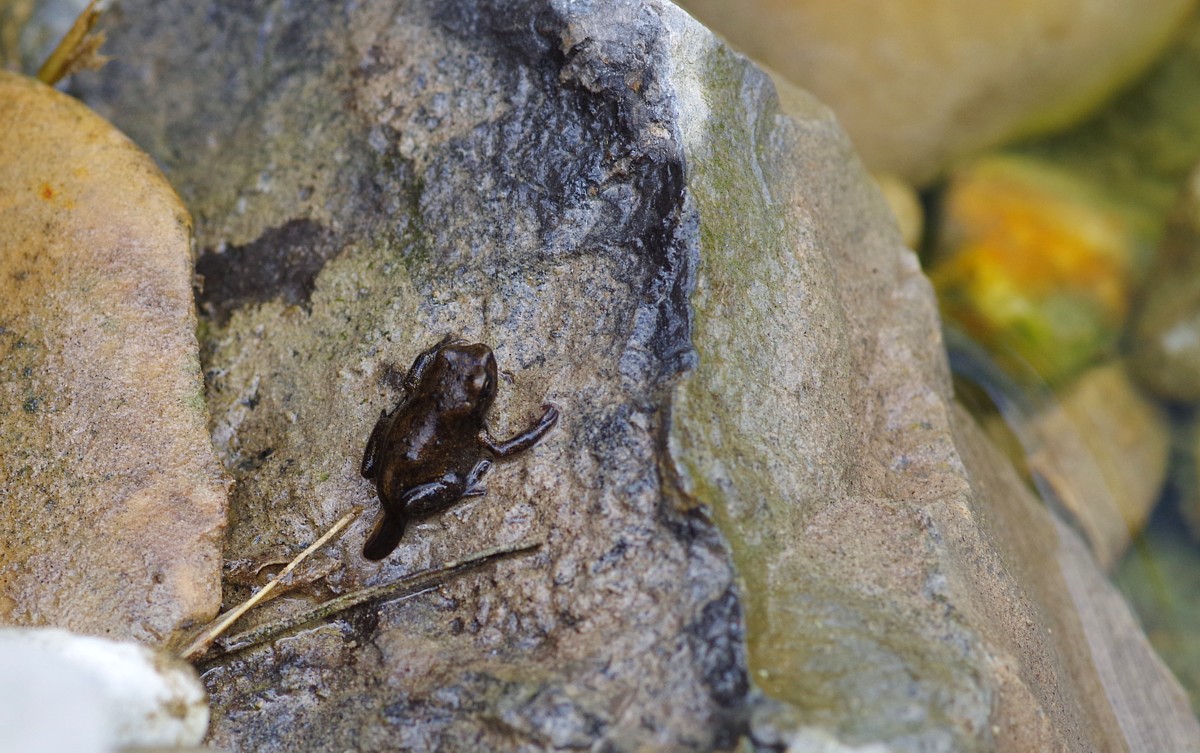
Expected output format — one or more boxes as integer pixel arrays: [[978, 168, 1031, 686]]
[[0, 71, 226, 645], [82, 1, 733, 750], [671, 60, 1147, 751], [73, 0, 1199, 751]]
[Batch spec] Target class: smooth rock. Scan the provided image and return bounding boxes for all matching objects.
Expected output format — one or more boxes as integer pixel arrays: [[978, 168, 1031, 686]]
[[0, 627, 209, 752], [873, 173, 923, 250], [677, 0, 1196, 184], [1025, 361, 1171, 569], [1130, 164, 1200, 402], [1017, 16, 1200, 233], [0, 71, 227, 645], [74, 0, 1198, 751]]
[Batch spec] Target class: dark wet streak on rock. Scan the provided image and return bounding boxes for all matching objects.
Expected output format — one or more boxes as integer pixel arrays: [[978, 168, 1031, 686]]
[[196, 219, 340, 323]]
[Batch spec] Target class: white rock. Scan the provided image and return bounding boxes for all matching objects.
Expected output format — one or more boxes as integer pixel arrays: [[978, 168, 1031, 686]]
[[0, 628, 208, 753]]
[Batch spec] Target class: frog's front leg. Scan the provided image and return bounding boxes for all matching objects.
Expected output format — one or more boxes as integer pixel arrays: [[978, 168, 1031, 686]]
[[482, 404, 560, 458], [463, 459, 492, 497], [401, 334, 463, 393]]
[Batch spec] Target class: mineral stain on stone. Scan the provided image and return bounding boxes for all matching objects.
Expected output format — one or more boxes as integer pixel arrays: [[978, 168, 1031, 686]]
[[686, 592, 748, 719], [196, 218, 340, 323]]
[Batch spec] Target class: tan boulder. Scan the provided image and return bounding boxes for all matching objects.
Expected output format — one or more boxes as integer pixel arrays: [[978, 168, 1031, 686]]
[[677, 0, 1196, 183], [0, 71, 226, 646]]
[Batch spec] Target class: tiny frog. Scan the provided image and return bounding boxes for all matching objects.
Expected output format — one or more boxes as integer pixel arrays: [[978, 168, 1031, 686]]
[[360, 335, 559, 560]]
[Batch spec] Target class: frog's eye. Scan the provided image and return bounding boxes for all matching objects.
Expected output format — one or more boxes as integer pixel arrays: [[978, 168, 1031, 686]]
[[481, 371, 495, 398]]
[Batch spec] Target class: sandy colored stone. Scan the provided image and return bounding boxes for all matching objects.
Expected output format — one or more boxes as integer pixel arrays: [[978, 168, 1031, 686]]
[[677, 0, 1195, 184], [1014, 17, 1200, 235], [0, 71, 226, 645], [1026, 362, 1170, 570], [1055, 517, 1200, 752], [873, 173, 923, 250], [951, 403, 1200, 752]]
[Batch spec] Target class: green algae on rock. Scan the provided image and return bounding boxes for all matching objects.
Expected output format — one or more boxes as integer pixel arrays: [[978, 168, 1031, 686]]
[[0, 71, 226, 645], [667, 50, 1137, 750]]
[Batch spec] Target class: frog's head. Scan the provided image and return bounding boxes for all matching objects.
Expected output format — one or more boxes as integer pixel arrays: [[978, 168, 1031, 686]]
[[434, 341, 499, 420]]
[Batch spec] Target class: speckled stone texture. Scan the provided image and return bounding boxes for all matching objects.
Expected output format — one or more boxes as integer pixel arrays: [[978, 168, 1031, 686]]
[[81, 1, 737, 749]]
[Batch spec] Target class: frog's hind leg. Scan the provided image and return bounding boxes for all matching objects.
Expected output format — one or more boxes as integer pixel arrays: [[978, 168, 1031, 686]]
[[360, 409, 390, 479], [398, 479, 468, 517], [362, 513, 406, 561]]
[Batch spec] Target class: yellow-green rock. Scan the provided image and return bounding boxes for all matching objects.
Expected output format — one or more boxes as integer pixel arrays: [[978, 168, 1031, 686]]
[[930, 155, 1150, 386]]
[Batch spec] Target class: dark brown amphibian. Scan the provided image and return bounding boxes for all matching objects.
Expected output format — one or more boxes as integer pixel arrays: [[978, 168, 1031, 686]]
[[360, 336, 559, 560]]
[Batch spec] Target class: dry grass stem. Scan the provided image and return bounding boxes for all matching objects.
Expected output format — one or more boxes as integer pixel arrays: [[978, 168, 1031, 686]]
[[199, 538, 544, 661], [178, 508, 362, 661], [36, 0, 107, 85]]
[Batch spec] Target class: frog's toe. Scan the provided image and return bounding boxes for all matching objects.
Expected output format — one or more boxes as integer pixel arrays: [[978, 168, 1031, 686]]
[[467, 458, 493, 485]]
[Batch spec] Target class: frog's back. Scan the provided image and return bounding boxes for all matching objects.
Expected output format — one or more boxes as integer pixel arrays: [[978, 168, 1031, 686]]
[[376, 405, 469, 497]]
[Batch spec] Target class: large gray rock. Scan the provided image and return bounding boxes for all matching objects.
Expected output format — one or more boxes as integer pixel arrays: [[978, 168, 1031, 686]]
[[74, 0, 1198, 751]]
